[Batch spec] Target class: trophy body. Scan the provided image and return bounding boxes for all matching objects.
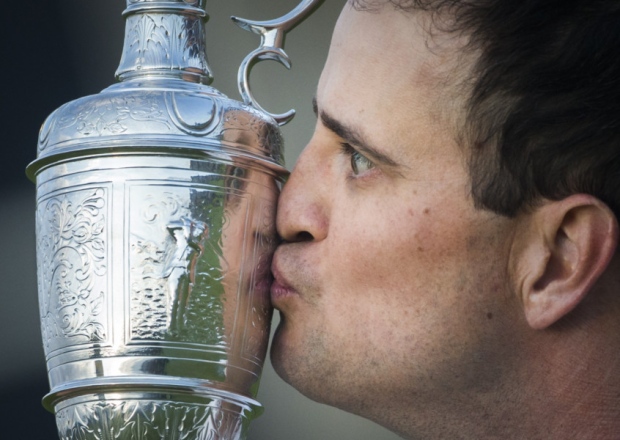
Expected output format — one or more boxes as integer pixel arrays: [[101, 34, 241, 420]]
[[28, 1, 323, 438], [34, 146, 279, 439]]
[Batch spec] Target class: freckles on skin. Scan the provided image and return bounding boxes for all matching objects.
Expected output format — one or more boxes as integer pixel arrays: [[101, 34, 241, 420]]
[[328, 193, 469, 310], [408, 207, 431, 218]]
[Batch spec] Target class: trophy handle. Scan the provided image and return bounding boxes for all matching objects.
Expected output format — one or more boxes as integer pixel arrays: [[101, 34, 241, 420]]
[[232, 0, 326, 126]]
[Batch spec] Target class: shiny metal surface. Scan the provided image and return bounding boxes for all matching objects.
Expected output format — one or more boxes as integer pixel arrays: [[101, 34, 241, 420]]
[[233, 0, 326, 125], [27, 0, 323, 438], [35, 155, 277, 439]]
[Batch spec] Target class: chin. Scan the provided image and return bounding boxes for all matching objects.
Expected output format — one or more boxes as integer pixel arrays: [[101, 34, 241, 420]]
[[269, 319, 338, 405], [269, 322, 292, 383]]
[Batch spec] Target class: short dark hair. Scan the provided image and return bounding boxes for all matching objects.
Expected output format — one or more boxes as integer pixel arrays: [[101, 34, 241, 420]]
[[352, 0, 620, 218]]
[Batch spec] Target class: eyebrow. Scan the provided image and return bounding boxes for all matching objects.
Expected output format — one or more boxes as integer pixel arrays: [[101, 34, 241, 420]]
[[312, 97, 400, 168]]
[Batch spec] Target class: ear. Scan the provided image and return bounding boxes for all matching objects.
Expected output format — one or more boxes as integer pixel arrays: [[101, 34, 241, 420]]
[[513, 195, 619, 330]]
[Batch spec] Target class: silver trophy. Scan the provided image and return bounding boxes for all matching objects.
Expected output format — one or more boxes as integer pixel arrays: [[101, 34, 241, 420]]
[[26, 1, 323, 438]]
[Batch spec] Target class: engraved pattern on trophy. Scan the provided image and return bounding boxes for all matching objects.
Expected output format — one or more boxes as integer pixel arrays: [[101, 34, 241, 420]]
[[55, 399, 243, 440], [38, 107, 58, 152], [164, 216, 209, 333], [36, 188, 108, 353], [130, 187, 230, 343], [221, 109, 284, 163], [38, 93, 173, 151], [118, 12, 210, 80]]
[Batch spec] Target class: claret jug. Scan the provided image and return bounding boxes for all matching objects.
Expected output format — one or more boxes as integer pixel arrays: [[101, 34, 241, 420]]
[[27, 1, 323, 438]]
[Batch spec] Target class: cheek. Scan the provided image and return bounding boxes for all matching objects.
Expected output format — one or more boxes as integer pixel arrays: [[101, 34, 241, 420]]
[[328, 199, 470, 286], [320, 195, 504, 348]]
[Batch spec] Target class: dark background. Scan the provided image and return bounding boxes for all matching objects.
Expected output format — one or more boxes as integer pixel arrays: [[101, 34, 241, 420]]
[[0, 1, 398, 438], [1, 2, 83, 437]]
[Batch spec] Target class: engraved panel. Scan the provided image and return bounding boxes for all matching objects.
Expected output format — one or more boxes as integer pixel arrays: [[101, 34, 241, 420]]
[[55, 400, 243, 440], [129, 185, 230, 345], [118, 13, 209, 76], [36, 187, 109, 354], [50, 93, 172, 142]]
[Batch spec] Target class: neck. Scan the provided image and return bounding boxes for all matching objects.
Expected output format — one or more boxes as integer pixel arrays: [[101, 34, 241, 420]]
[[371, 298, 620, 439], [518, 295, 620, 440]]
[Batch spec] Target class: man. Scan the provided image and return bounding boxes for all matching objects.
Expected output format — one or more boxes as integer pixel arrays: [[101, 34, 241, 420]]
[[269, 0, 620, 439]]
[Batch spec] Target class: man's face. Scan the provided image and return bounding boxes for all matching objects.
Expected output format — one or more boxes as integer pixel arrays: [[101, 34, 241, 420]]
[[270, 2, 526, 424]]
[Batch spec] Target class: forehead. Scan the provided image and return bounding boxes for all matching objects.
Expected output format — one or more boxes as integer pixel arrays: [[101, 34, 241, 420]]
[[317, 4, 469, 156]]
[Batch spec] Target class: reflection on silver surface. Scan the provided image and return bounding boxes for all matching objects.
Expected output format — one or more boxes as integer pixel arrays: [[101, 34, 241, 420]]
[[34, 155, 279, 439], [27, 0, 323, 438]]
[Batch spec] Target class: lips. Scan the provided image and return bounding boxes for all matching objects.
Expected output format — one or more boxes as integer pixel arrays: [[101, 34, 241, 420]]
[[270, 256, 298, 305]]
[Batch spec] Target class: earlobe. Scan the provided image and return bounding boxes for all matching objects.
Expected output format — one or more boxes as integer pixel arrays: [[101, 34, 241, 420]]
[[516, 195, 619, 330]]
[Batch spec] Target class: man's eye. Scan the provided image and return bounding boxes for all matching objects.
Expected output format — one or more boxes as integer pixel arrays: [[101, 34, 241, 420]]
[[340, 143, 375, 175]]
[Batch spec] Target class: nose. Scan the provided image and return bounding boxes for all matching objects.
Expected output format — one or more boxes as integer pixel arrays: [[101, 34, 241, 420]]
[[276, 140, 329, 243]]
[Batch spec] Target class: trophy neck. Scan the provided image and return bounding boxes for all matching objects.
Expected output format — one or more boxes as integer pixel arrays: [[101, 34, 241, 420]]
[[116, 0, 213, 84]]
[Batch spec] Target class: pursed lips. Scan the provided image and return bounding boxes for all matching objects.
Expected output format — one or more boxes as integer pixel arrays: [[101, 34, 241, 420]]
[[270, 250, 300, 305]]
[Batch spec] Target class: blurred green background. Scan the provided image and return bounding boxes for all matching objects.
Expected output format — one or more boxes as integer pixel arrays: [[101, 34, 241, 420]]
[[0, 1, 400, 438]]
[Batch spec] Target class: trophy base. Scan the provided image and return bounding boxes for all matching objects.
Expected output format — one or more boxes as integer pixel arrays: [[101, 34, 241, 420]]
[[44, 380, 261, 440]]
